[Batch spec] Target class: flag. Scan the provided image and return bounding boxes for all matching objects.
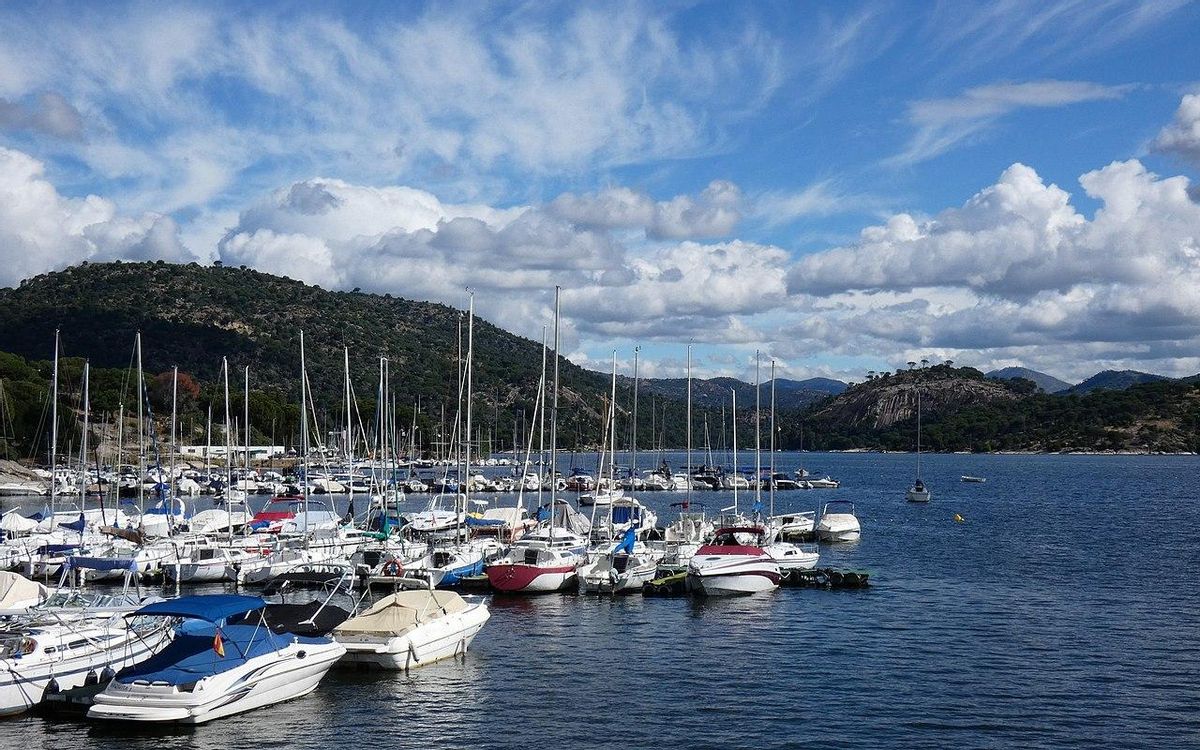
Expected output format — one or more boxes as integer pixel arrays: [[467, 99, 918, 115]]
[[213, 629, 225, 658]]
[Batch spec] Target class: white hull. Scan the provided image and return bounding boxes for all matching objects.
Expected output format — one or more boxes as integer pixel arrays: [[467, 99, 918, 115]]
[[686, 571, 779, 596], [337, 604, 489, 670], [89, 640, 344, 724], [0, 622, 171, 716], [577, 559, 658, 594]]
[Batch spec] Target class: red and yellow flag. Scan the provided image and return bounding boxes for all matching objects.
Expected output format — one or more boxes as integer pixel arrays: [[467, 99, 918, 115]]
[[213, 629, 225, 658]]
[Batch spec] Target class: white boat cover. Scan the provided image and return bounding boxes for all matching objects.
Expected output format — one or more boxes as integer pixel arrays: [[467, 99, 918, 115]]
[[336, 591, 468, 636], [0, 571, 47, 607], [0, 512, 38, 533]]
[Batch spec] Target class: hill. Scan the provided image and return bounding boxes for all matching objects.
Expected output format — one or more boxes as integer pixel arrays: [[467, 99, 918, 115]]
[[632, 375, 843, 411], [788, 365, 1200, 453], [1066, 370, 1170, 395], [0, 262, 632, 456], [986, 366, 1072, 393]]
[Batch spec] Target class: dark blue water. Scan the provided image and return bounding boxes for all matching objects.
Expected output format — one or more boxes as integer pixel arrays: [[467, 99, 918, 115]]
[[6, 452, 1200, 749]]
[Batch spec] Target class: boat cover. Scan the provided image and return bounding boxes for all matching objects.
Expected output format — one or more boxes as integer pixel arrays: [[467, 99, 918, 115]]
[[0, 512, 38, 533], [335, 591, 468, 635], [0, 571, 46, 607], [135, 594, 267, 623], [65, 556, 139, 572], [115, 622, 327, 685], [238, 601, 352, 636]]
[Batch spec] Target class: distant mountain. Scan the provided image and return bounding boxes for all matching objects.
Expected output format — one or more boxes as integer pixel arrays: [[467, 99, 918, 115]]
[[1066, 370, 1170, 395], [631, 376, 844, 411], [986, 367, 1072, 393]]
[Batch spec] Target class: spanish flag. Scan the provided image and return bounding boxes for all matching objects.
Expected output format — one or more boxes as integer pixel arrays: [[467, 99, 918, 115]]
[[213, 628, 225, 658]]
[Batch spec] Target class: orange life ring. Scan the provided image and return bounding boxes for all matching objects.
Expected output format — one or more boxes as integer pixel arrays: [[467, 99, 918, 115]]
[[382, 559, 404, 577]]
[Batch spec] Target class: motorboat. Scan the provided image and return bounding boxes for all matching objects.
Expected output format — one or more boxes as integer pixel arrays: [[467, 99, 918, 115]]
[[960, 475, 986, 483], [770, 511, 816, 539], [806, 477, 840, 489], [166, 543, 265, 583], [334, 589, 490, 670], [906, 478, 931, 503], [0, 601, 173, 716], [763, 540, 819, 571], [815, 501, 861, 542], [685, 527, 781, 596], [88, 594, 346, 724], [406, 494, 466, 534], [769, 472, 803, 490]]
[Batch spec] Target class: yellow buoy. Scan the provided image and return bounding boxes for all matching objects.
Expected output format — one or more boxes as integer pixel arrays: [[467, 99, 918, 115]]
[[953, 513, 965, 523]]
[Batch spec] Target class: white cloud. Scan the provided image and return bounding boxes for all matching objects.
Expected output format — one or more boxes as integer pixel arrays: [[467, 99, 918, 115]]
[[888, 80, 1132, 166], [1152, 93, 1200, 169], [548, 180, 742, 239], [752, 180, 889, 226], [0, 146, 192, 286]]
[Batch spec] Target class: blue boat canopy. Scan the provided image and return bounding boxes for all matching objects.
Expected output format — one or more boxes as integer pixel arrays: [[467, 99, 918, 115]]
[[133, 594, 266, 623], [66, 556, 138, 572]]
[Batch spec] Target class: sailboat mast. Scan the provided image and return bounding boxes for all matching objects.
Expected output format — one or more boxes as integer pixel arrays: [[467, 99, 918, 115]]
[[343, 347, 353, 505], [549, 287, 560, 540], [686, 344, 692, 507], [49, 330, 59, 517], [731, 388, 738, 515], [299, 332, 310, 538], [608, 351, 617, 487], [754, 350, 761, 508], [79, 360, 89, 521], [244, 365, 250, 486], [631, 346, 639, 478], [916, 387, 922, 480], [222, 357, 232, 511], [769, 360, 777, 519], [136, 331, 145, 513], [536, 326, 547, 514], [464, 292, 474, 528], [170, 366, 177, 529]]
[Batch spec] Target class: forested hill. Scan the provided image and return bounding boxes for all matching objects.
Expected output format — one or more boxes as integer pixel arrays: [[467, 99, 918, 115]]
[[788, 365, 1200, 453], [0, 261, 623, 455]]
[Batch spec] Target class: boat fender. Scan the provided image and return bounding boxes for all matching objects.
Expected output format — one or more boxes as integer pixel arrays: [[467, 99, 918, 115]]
[[101, 666, 116, 682], [46, 677, 60, 695], [84, 669, 99, 686]]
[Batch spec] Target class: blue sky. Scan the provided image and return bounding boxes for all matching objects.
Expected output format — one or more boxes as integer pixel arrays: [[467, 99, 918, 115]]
[[1, 1, 1199, 383]]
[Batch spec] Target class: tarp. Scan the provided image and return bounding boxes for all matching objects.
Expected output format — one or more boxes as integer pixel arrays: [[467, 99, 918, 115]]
[[335, 590, 467, 635], [612, 528, 636, 555], [66, 556, 139, 573], [0, 512, 38, 533], [134, 594, 266, 623], [57, 514, 86, 532], [0, 571, 46, 608]]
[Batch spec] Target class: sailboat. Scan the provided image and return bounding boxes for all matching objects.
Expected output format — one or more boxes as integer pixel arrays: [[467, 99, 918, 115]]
[[762, 364, 818, 571], [906, 378, 931, 503], [486, 287, 587, 593]]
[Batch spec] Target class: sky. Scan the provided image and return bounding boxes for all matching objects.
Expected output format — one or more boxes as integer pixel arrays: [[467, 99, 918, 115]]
[[1, 1, 1199, 384]]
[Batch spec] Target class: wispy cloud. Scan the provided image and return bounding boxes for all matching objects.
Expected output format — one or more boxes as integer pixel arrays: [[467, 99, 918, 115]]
[[886, 80, 1133, 167], [752, 181, 890, 227]]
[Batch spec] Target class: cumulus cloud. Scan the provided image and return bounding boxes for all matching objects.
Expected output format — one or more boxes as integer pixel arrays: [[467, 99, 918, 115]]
[[1152, 93, 1200, 168], [888, 80, 1131, 166], [0, 147, 192, 286], [548, 180, 742, 239]]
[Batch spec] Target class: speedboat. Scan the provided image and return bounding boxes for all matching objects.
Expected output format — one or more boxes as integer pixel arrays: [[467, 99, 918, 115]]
[[88, 594, 345, 724], [763, 540, 819, 571], [960, 475, 986, 483], [906, 478, 931, 503], [815, 501, 861, 542], [0, 605, 172, 716], [334, 589, 489, 670], [770, 511, 816, 539], [806, 476, 840, 489], [685, 527, 780, 596]]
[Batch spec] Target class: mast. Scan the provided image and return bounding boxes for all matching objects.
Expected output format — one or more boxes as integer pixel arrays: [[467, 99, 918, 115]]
[[243, 365, 250, 492], [344, 347, 353, 505], [549, 287, 560, 540], [535, 325, 547, 515], [169, 366, 178, 530], [754, 350, 761, 509], [731, 387, 738, 515], [463, 291, 474, 532], [49, 330, 59, 517], [136, 331, 145, 513], [686, 343, 692, 508], [916, 386, 922, 481], [299, 332, 310, 539], [78, 360, 89, 526], [631, 346, 639, 479], [222, 357, 232, 515], [769, 360, 777, 520], [608, 350, 617, 489]]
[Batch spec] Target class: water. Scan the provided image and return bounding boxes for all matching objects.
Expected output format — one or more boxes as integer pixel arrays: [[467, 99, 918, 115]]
[[5, 452, 1200, 749]]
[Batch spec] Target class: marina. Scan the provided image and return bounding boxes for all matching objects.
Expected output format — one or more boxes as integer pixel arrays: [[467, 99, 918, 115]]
[[1, 451, 1195, 747]]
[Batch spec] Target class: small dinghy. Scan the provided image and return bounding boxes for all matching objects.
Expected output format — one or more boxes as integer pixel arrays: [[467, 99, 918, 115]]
[[334, 589, 489, 670]]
